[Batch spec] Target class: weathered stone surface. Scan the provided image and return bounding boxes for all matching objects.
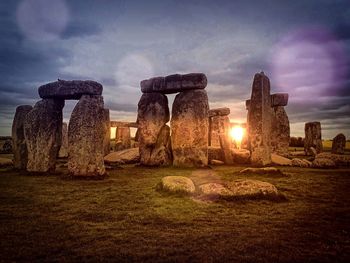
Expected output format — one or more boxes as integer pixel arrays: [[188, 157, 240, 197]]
[[0, 137, 13, 154], [110, 121, 138, 128], [210, 159, 225, 165], [58, 122, 68, 158], [139, 125, 172, 166], [209, 115, 230, 147], [24, 100, 63, 172], [312, 158, 336, 169], [271, 153, 292, 166], [137, 93, 172, 166], [332, 133, 346, 154], [289, 150, 306, 156], [38, 79, 102, 100], [271, 93, 288, 107], [304, 122, 322, 155], [208, 107, 230, 117], [239, 167, 284, 175], [199, 183, 233, 198], [271, 106, 290, 156], [290, 137, 304, 147], [171, 90, 209, 167], [247, 72, 272, 166], [12, 106, 32, 169], [159, 176, 196, 194], [141, 73, 207, 94], [103, 109, 111, 156], [68, 95, 106, 177], [291, 158, 312, 167], [104, 147, 140, 165], [316, 152, 350, 166], [115, 127, 131, 151], [231, 149, 250, 164], [208, 147, 224, 162], [0, 157, 13, 168], [226, 179, 279, 199]]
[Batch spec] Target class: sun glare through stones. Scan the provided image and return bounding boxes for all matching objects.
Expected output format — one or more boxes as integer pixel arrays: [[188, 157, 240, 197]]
[[16, 0, 70, 41]]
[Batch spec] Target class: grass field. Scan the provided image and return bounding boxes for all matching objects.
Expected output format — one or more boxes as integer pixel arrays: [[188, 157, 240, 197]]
[[1, 160, 350, 262]]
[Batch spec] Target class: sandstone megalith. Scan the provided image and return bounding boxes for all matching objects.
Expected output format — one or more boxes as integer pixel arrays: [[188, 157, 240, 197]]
[[332, 133, 346, 154], [137, 93, 172, 166], [304, 122, 322, 155], [103, 109, 111, 156], [247, 72, 272, 166], [115, 127, 131, 151], [12, 105, 33, 169], [38, 80, 102, 99], [171, 89, 209, 167], [68, 95, 106, 177], [271, 106, 290, 156], [24, 99, 64, 172], [141, 73, 207, 94], [58, 122, 68, 158]]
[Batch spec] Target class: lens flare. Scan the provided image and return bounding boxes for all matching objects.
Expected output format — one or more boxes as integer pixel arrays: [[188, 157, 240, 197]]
[[230, 126, 244, 148]]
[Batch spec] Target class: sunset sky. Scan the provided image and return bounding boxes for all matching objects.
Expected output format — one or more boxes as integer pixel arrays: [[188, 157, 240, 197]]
[[0, 0, 349, 138]]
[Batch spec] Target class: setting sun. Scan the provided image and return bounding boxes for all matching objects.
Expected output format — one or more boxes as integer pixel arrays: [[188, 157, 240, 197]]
[[230, 126, 244, 148]]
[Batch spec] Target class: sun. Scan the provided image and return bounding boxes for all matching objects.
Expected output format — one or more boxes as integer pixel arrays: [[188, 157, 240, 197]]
[[230, 126, 244, 148]]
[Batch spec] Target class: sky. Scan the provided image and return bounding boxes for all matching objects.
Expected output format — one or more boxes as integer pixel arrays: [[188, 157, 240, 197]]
[[0, 0, 349, 139]]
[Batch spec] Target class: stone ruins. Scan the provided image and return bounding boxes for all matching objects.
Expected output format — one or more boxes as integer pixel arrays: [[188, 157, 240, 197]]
[[12, 79, 108, 177], [304, 121, 322, 155], [138, 73, 208, 167], [10, 70, 347, 175], [245, 72, 290, 166], [332, 133, 346, 154]]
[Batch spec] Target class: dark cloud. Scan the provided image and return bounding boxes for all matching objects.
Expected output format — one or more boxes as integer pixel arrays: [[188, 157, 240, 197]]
[[0, 0, 350, 137]]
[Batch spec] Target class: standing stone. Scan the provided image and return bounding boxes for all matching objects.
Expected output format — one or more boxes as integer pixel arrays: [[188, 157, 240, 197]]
[[137, 93, 172, 166], [171, 89, 209, 167], [103, 109, 111, 156], [68, 95, 106, 177], [332, 133, 346, 154], [247, 72, 272, 166], [115, 126, 131, 151], [304, 122, 322, 155], [12, 105, 33, 169], [209, 115, 230, 147], [271, 106, 290, 156], [58, 122, 68, 158], [24, 99, 64, 172]]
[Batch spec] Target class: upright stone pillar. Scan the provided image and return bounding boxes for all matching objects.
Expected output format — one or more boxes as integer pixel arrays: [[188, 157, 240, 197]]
[[209, 108, 230, 147], [58, 122, 68, 158], [137, 93, 172, 166], [115, 126, 131, 151], [304, 122, 322, 155], [103, 109, 111, 156], [12, 105, 33, 169], [247, 72, 272, 166], [332, 133, 346, 154], [68, 95, 106, 177], [24, 99, 64, 172], [171, 89, 209, 167]]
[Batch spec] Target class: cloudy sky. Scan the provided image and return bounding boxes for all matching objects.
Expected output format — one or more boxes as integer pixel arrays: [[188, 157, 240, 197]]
[[0, 0, 349, 138]]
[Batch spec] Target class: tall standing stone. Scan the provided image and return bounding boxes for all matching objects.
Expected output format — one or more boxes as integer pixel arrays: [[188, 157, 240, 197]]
[[247, 72, 272, 166], [331, 133, 346, 154], [24, 99, 64, 172], [304, 122, 322, 155], [58, 122, 68, 158], [171, 89, 209, 167], [137, 93, 172, 166], [103, 109, 111, 156], [271, 106, 290, 156], [115, 126, 131, 151], [12, 105, 33, 169], [209, 108, 230, 147], [68, 95, 106, 177]]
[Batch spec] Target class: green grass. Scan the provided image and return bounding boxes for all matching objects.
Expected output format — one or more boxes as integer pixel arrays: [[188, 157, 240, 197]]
[[0, 163, 350, 262]]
